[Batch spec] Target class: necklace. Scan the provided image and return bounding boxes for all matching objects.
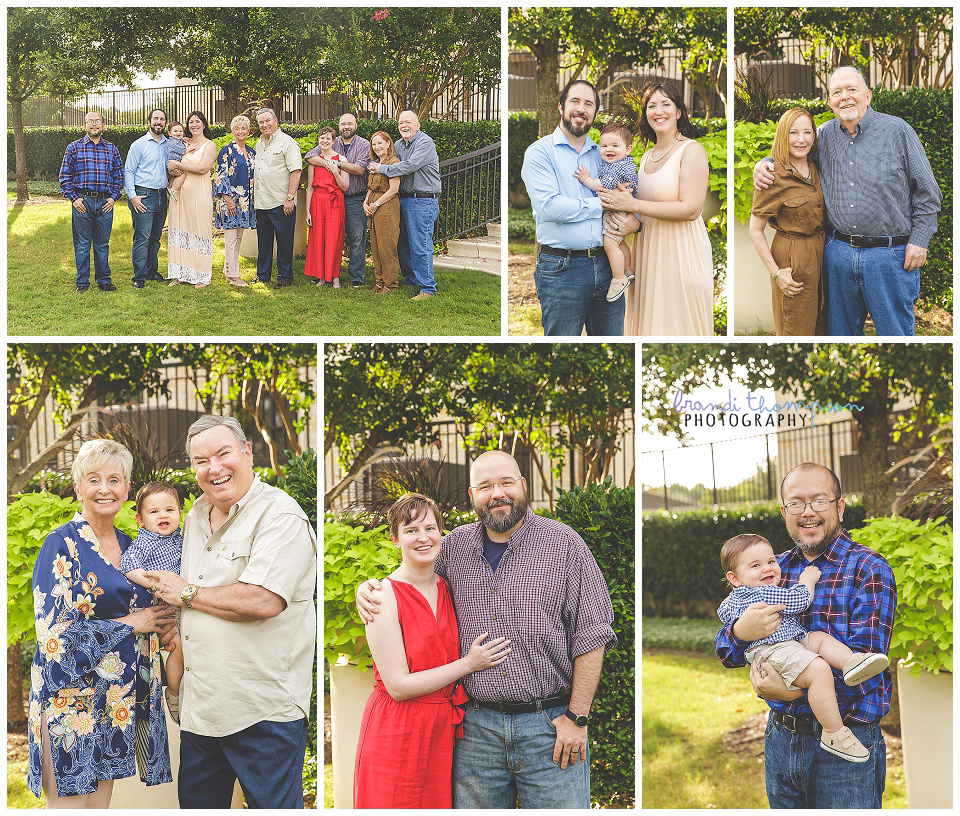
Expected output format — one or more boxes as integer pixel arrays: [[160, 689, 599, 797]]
[[790, 161, 811, 181], [649, 133, 683, 163]]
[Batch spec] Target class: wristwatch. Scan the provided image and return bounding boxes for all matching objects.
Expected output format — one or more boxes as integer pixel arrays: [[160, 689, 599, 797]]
[[285, 194, 295, 202], [564, 709, 589, 727], [180, 584, 199, 608]]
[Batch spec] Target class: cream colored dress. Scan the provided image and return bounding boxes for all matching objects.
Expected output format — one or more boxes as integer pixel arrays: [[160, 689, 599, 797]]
[[167, 141, 213, 284], [626, 139, 713, 336]]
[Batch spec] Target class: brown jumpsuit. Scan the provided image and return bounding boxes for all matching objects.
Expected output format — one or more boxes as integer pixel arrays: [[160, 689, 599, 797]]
[[367, 155, 401, 289]]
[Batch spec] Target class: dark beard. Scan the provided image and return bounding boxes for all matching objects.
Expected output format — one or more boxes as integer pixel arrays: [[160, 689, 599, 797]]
[[476, 495, 527, 534], [562, 114, 592, 138], [791, 519, 840, 557]]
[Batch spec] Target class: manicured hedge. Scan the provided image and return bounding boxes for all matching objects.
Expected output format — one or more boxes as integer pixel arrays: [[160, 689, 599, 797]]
[[642, 500, 867, 617]]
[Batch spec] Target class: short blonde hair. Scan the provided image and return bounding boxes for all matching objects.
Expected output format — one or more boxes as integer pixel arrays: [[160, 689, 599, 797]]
[[771, 108, 817, 169], [71, 439, 133, 484], [230, 115, 251, 130]]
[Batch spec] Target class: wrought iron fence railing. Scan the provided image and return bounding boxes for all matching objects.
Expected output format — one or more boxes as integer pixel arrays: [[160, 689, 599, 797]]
[[435, 142, 501, 242]]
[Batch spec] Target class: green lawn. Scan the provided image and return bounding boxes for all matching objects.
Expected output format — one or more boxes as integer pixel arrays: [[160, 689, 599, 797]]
[[7, 760, 41, 808], [7, 195, 500, 336]]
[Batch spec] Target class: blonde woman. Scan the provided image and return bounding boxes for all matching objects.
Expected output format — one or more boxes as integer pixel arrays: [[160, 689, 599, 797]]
[[213, 115, 257, 286], [363, 131, 402, 292]]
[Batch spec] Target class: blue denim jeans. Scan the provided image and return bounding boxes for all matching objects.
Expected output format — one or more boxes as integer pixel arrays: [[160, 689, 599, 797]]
[[255, 205, 297, 283], [179, 719, 306, 809], [534, 250, 625, 336], [764, 715, 885, 808], [343, 193, 368, 285], [452, 703, 590, 809], [823, 235, 919, 336], [129, 187, 168, 284], [71, 195, 114, 286], [398, 196, 438, 294]]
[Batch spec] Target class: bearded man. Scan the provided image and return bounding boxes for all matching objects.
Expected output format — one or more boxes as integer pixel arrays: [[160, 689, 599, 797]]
[[357, 450, 615, 808], [715, 462, 896, 808]]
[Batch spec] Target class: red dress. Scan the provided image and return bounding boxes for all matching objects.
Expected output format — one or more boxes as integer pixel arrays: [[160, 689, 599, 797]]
[[304, 153, 345, 282], [353, 577, 467, 809]]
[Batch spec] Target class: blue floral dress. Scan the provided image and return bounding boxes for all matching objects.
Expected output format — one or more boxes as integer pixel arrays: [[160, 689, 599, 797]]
[[27, 516, 172, 798], [213, 141, 257, 229]]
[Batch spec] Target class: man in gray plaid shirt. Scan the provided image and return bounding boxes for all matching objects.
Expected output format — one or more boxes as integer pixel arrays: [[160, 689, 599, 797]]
[[357, 450, 616, 808]]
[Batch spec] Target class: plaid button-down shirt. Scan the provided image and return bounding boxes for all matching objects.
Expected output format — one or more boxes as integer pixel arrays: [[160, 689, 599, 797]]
[[715, 529, 896, 724], [59, 135, 124, 202], [435, 509, 616, 702]]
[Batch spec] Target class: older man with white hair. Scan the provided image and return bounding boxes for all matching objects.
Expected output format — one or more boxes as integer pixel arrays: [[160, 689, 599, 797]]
[[369, 110, 441, 299]]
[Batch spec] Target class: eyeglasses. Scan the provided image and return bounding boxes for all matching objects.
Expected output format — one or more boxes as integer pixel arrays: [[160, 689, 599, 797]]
[[471, 478, 521, 495], [783, 498, 840, 515]]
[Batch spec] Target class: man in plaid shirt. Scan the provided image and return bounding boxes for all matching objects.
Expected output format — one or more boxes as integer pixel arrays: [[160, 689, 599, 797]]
[[358, 450, 616, 808], [714, 462, 896, 807], [59, 112, 124, 292]]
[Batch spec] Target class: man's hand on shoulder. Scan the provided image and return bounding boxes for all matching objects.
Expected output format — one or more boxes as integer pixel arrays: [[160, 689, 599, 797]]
[[551, 711, 587, 770], [753, 158, 775, 191], [356, 579, 383, 624]]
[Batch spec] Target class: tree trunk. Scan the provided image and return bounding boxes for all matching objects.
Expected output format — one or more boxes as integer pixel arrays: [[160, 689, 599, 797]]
[[8, 643, 26, 733], [856, 376, 896, 517], [11, 96, 30, 203], [221, 80, 243, 126], [534, 37, 561, 138]]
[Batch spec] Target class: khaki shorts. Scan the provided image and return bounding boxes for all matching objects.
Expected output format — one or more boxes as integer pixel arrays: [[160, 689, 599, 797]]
[[746, 638, 817, 690]]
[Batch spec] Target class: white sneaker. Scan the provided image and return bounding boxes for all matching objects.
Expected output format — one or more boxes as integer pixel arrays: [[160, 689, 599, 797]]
[[820, 726, 869, 763], [842, 653, 889, 686], [606, 276, 631, 302]]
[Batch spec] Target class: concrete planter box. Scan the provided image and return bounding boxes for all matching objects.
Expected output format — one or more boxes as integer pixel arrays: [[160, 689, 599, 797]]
[[329, 662, 375, 808], [239, 188, 309, 261], [732, 216, 776, 335], [897, 663, 952, 808]]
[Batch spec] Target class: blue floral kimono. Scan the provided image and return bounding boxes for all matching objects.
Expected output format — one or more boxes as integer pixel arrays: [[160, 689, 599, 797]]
[[27, 516, 171, 798], [213, 141, 257, 229]]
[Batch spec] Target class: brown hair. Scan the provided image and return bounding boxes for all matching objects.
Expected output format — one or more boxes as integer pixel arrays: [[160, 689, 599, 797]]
[[720, 533, 770, 586], [637, 82, 695, 142], [368, 130, 396, 161], [771, 108, 818, 169], [166, 121, 184, 135], [599, 122, 633, 145], [318, 126, 336, 139], [387, 493, 442, 540], [135, 482, 181, 515]]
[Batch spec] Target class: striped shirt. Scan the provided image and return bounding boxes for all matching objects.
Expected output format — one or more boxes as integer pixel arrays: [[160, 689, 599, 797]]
[[717, 583, 811, 650], [59, 135, 124, 202], [715, 529, 896, 724], [598, 156, 638, 191], [818, 107, 941, 247], [435, 508, 616, 702]]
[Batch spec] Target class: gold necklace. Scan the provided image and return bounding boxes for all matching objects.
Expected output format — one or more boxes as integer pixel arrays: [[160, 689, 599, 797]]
[[649, 133, 683, 163]]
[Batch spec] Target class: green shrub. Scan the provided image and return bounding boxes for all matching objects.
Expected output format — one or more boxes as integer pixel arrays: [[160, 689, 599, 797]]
[[642, 616, 718, 653], [277, 448, 318, 529], [507, 207, 537, 242], [550, 479, 635, 809], [642, 499, 867, 616]]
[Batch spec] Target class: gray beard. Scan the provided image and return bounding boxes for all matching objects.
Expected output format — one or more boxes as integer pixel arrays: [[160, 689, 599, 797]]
[[476, 497, 527, 534]]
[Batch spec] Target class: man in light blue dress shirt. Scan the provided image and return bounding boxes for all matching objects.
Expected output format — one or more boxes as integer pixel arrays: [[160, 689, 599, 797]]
[[521, 80, 637, 336], [124, 108, 170, 288]]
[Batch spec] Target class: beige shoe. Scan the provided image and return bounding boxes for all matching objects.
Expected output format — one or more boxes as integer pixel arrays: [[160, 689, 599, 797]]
[[411, 292, 434, 300], [606, 276, 631, 302], [820, 726, 869, 763], [842, 653, 889, 686]]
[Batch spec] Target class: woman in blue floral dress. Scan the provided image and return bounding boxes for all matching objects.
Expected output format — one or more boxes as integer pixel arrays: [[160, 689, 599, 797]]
[[27, 439, 176, 806], [214, 114, 257, 287]]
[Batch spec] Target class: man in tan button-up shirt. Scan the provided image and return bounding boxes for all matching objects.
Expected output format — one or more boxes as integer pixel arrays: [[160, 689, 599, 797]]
[[147, 415, 316, 808]]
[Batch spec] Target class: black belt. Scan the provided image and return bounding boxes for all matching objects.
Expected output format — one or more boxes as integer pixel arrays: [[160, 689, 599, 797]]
[[831, 230, 909, 249], [473, 692, 570, 715], [540, 245, 605, 259], [135, 185, 164, 193], [75, 189, 110, 199], [772, 711, 864, 734], [399, 192, 439, 198]]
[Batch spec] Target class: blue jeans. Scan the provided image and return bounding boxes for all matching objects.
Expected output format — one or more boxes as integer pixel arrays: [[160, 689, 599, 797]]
[[764, 716, 885, 808], [823, 235, 919, 336], [343, 193, 368, 284], [71, 195, 114, 286], [398, 196, 438, 294], [179, 719, 307, 809], [453, 703, 590, 809], [255, 205, 297, 283], [534, 250, 625, 336], [129, 187, 168, 284]]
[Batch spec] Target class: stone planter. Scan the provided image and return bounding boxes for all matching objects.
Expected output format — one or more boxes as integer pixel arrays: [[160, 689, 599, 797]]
[[329, 662, 375, 808], [897, 663, 952, 808], [732, 216, 776, 335], [239, 188, 308, 260]]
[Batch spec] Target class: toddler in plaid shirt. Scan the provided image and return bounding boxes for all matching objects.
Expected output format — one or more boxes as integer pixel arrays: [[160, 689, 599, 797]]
[[574, 122, 638, 302], [166, 122, 188, 202], [717, 533, 888, 763]]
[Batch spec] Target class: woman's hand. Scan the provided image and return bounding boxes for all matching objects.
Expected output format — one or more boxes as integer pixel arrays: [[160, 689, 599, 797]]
[[305, 211, 312, 227], [114, 604, 177, 635], [774, 267, 803, 296], [463, 632, 512, 672], [166, 160, 182, 176], [597, 185, 639, 212], [363, 202, 376, 216], [221, 194, 236, 216]]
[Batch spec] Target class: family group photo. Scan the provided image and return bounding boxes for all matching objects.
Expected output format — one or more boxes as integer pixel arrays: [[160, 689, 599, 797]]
[[7, 343, 319, 808], [507, 7, 726, 337], [641, 342, 952, 808], [323, 342, 635, 808], [733, 7, 952, 337], [8, 7, 501, 337]]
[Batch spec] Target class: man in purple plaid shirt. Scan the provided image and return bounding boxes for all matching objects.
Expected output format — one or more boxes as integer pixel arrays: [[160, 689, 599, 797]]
[[358, 450, 616, 808], [714, 463, 896, 807]]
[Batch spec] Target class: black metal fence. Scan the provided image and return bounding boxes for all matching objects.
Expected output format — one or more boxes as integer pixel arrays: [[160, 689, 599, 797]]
[[435, 142, 501, 241]]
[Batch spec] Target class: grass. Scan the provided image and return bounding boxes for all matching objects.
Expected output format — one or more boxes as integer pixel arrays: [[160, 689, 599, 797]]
[[324, 764, 333, 808], [643, 648, 906, 808], [7, 191, 500, 336], [643, 616, 720, 653], [7, 760, 41, 808]]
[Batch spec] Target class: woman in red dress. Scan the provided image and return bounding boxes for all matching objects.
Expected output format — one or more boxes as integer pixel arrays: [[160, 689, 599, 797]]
[[353, 494, 511, 809], [304, 126, 349, 286]]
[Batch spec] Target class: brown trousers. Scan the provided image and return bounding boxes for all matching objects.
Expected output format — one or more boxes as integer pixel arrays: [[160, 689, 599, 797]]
[[369, 194, 400, 288]]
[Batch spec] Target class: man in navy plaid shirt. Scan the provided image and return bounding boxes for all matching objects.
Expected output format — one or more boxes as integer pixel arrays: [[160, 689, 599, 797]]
[[715, 462, 896, 807]]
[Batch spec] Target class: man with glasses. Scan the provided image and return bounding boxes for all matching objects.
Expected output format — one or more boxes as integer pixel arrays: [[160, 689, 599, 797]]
[[357, 449, 615, 808], [715, 462, 896, 808]]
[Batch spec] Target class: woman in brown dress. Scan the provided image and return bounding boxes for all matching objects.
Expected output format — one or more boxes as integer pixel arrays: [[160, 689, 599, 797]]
[[363, 131, 401, 293], [749, 108, 826, 335]]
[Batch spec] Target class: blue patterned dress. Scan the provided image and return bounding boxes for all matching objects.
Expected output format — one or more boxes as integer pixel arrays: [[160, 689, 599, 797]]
[[27, 516, 172, 798], [213, 141, 257, 229]]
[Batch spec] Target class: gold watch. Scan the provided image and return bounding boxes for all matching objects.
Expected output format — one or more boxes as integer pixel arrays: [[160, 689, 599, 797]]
[[180, 584, 199, 608]]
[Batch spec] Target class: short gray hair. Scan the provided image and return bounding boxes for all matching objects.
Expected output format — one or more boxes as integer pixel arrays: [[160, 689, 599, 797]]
[[256, 108, 278, 122], [828, 66, 868, 89], [230, 114, 251, 130], [72, 439, 133, 484], [185, 415, 248, 457]]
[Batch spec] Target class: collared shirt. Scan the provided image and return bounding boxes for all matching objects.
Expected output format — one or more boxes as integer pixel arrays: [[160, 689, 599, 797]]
[[252, 129, 303, 210], [59, 135, 124, 202], [123, 130, 169, 200], [178, 477, 317, 737], [751, 161, 824, 238], [434, 508, 616, 703], [717, 583, 812, 650], [817, 107, 941, 247], [378, 130, 441, 194], [715, 529, 896, 724], [305, 135, 371, 197], [521, 127, 604, 249]]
